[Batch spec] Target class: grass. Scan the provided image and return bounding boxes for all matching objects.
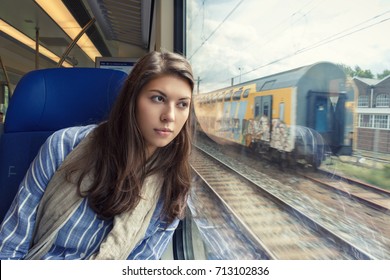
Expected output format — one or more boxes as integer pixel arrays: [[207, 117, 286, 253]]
[[323, 158, 390, 190]]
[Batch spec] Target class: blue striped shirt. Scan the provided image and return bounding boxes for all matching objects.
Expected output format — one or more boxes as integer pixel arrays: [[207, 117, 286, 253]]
[[0, 125, 178, 260]]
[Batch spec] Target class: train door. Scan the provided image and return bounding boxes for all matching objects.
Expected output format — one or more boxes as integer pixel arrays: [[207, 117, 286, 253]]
[[315, 96, 328, 133], [254, 95, 272, 120], [307, 91, 329, 133], [332, 93, 347, 153], [254, 95, 272, 142], [307, 91, 347, 154]]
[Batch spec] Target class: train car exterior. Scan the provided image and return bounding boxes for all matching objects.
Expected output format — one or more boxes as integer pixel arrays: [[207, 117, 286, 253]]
[[195, 62, 353, 167]]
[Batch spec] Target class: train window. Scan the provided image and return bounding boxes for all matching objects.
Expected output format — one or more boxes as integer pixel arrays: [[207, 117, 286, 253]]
[[214, 93, 221, 103], [242, 89, 250, 98], [210, 95, 215, 103], [232, 89, 243, 100], [214, 93, 222, 102], [224, 90, 233, 101], [279, 102, 285, 122], [0, 84, 9, 123], [259, 80, 275, 91], [263, 101, 269, 117], [375, 94, 390, 107], [217, 92, 225, 102], [254, 102, 260, 117], [187, 0, 390, 261]]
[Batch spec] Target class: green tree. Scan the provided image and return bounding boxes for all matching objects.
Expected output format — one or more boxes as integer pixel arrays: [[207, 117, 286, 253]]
[[353, 66, 374, 78], [377, 69, 390, 79], [338, 64, 374, 78], [338, 64, 354, 77]]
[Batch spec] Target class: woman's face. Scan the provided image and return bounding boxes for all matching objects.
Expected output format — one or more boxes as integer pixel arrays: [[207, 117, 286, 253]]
[[136, 75, 192, 157]]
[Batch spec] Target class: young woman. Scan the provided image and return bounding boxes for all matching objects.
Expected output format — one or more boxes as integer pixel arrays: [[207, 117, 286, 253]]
[[0, 51, 195, 260]]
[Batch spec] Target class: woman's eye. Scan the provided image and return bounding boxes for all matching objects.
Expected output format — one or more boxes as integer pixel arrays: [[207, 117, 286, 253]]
[[151, 96, 164, 103], [178, 101, 189, 108]]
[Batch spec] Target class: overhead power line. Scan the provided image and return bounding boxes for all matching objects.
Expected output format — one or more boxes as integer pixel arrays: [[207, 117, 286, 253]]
[[232, 11, 390, 83], [188, 0, 245, 60]]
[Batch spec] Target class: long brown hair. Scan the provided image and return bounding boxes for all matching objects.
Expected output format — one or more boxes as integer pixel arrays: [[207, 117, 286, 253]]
[[62, 51, 194, 223]]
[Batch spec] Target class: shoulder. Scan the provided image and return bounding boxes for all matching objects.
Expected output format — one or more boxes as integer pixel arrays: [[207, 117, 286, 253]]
[[43, 124, 97, 166], [48, 125, 97, 149]]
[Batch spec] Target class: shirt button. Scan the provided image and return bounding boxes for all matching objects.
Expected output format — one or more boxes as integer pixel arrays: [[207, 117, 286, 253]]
[[80, 253, 86, 258], [98, 222, 104, 228]]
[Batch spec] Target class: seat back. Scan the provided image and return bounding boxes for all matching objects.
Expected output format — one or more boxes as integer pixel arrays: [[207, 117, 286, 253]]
[[0, 68, 127, 222]]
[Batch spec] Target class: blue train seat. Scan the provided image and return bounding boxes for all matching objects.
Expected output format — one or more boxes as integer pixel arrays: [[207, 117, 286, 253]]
[[0, 68, 127, 223]]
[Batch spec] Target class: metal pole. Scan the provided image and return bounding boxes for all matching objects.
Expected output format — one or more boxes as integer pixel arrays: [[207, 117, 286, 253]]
[[57, 18, 96, 67], [35, 27, 40, 69], [0, 57, 12, 97]]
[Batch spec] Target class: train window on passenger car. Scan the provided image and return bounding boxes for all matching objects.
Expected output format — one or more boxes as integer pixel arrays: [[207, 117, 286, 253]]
[[211, 93, 218, 103], [279, 102, 285, 122], [217, 92, 225, 102], [0, 84, 9, 123], [260, 80, 275, 91], [232, 89, 243, 100], [255, 102, 260, 117], [209, 95, 214, 103], [224, 90, 233, 101], [263, 102, 270, 117], [242, 89, 250, 98]]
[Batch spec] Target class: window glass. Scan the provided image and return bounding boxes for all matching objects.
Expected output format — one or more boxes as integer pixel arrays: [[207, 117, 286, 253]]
[[359, 114, 372, 128], [373, 114, 389, 129], [358, 95, 369, 107], [376, 94, 390, 107], [186, 0, 390, 260], [279, 102, 285, 122]]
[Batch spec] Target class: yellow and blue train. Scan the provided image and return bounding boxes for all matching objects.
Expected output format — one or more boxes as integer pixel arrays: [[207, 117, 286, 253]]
[[195, 62, 355, 168]]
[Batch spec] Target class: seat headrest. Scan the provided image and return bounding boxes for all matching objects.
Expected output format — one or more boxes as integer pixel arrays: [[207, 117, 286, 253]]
[[4, 68, 128, 133]]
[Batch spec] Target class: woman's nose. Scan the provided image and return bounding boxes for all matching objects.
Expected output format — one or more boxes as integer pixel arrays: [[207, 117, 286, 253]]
[[161, 104, 175, 122]]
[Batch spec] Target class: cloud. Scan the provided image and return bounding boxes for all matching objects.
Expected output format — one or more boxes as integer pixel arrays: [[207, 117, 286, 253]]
[[187, 0, 390, 92]]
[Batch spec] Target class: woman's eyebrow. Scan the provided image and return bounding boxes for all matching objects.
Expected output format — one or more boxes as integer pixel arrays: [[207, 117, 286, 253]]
[[148, 89, 166, 96], [148, 89, 191, 100]]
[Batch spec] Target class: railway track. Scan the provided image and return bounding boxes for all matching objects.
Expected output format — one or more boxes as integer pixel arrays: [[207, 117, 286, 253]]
[[299, 169, 390, 214], [190, 146, 375, 259]]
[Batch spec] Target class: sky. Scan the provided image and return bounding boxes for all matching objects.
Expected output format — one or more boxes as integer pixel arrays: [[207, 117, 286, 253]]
[[186, 0, 390, 93]]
